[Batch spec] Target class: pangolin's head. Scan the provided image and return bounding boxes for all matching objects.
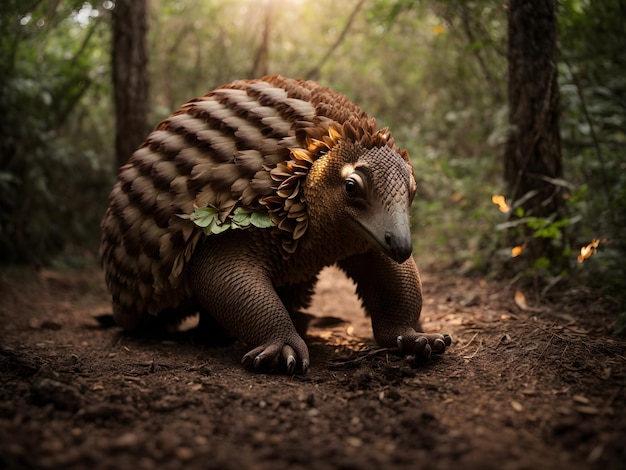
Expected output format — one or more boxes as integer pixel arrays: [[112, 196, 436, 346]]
[[338, 144, 416, 263], [301, 127, 417, 264]]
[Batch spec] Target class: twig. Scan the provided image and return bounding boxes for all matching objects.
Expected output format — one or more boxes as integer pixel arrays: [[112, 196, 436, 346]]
[[462, 339, 483, 359], [327, 347, 393, 368], [457, 332, 479, 351]]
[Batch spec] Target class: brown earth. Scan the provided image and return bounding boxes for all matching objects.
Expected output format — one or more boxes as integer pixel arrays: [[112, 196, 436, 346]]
[[0, 260, 624, 470]]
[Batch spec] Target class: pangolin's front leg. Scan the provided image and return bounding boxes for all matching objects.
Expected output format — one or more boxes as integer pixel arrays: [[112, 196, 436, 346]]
[[188, 240, 309, 374], [339, 251, 451, 362]]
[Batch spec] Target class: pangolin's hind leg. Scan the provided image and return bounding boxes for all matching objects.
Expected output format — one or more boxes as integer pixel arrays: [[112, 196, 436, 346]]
[[187, 240, 310, 374], [338, 251, 452, 364]]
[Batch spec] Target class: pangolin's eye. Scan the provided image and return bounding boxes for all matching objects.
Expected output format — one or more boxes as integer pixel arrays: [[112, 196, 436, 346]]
[[345, 178, 358, 197]]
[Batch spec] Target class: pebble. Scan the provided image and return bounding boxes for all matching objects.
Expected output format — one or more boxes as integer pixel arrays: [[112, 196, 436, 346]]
[[175, 446, 194, 461]]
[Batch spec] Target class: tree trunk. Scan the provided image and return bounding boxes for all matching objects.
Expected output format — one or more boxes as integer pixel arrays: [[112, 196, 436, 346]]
[[504, 0, 564, 269], [112, 0, 149, 168]]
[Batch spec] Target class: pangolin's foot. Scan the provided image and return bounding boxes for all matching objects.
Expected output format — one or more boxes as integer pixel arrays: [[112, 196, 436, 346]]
[[397, 332, 452, 366], [241, 337, 310, 375]]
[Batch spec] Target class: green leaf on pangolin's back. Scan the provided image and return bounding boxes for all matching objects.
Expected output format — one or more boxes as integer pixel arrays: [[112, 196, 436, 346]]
[[231, 207, 252, 228], [207, 218, 231, 234], [190, 206, 219, 228], [191, 205, 274, 234], [250, 211, 273, 228]]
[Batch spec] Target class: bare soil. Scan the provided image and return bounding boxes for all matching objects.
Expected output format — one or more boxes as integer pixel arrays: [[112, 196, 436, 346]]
[[0, 261, 624, 470]]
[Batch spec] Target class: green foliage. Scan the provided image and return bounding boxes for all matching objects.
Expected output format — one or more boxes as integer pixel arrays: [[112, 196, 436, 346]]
[[190, 206, 274, 236], [0, 1, 113, 263], [558, 0, 626, 321]]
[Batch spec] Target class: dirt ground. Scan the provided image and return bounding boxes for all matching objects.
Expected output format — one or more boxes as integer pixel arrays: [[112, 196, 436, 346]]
[[0, 260, 624, 470]]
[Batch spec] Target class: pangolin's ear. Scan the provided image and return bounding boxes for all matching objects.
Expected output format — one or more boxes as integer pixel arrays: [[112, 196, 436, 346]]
[[409, 169, 417, 202]]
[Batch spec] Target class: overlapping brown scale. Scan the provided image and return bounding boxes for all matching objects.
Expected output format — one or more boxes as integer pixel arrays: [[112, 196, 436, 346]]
[[277, 175, 301, 196], [119, 204, 143, 236], [260, 116, 292, 138], [135, 251, 154, 285], [248, 104, 280, 119], [161, 114, 218, 157], [266, 75, 313, 103], [189, 161, 215, 185], [211, 88, 256, 110], [248, 170, 272, 195], [165, 112, 211, 135], [211, 89, 280, 140], [108, 184, 128, 219], [284, 200, 305, 215], [154, 192, 174, 228], [204, 162, 244, 191], [174, 146, 203, 174], [132, 146, 162, 175], [260, 140, 317, 255], [120, 217, 141, 258], [139, 282, 155, 302], [193, 98, 234, 121], [129, 175, 158, 213], [152, 160, 180, 191], [262, 145, 290, 166], [292, 219, 308, 240], [247, 81, 288, 106], [118, 164, 139, 192], [247, 80, 315, 125], [256, 137, 283, 160], [169, 174, 191, 201], [195, 129, 237, 163], [139, 217, 167, 259], [191, 182, 221, 211], [147, 130, 187, 160], [234, 149, 263, 175]]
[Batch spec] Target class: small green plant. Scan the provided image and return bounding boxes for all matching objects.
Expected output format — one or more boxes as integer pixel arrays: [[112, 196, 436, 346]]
[[190, 206, 274, 236]]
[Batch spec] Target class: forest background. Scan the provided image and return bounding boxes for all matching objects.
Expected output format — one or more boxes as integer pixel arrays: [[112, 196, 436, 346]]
[[0, 0, 624, 329]]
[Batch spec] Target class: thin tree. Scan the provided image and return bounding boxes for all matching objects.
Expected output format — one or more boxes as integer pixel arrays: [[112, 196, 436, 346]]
[[504, 0, 565, 271], [112, 0, 149, 168]]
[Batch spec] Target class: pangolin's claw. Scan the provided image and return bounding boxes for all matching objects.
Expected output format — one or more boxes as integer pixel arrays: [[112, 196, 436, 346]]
[[282, 345, 297, 375], [396, 332, 452, 366], [241, 338, 309, 375], [432, 338, 446, 353]]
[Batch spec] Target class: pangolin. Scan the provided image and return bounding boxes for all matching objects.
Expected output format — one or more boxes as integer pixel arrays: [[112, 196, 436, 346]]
[[100, 75, 451, 374]]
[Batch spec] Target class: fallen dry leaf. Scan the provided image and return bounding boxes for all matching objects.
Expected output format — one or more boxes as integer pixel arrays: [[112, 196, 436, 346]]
[[514, 290, 542, 312]]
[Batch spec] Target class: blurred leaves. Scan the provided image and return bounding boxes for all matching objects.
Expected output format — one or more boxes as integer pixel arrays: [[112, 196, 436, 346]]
[[0, 0, 112, 263], [557, 0, 626, 307]]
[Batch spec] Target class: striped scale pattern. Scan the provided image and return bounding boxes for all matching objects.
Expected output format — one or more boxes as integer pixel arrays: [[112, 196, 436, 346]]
[[100, 75, 410, 322]]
